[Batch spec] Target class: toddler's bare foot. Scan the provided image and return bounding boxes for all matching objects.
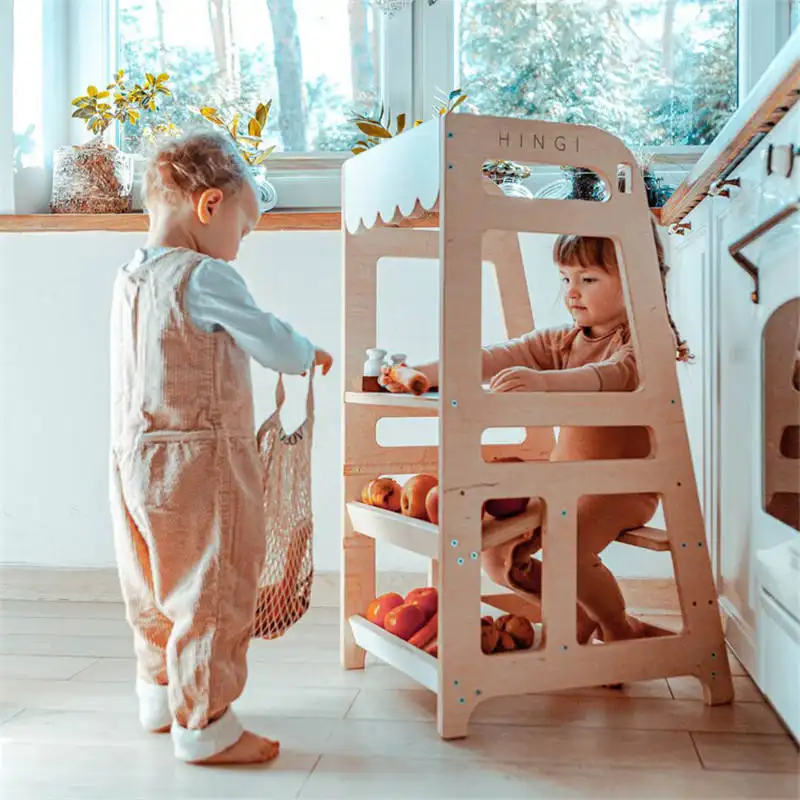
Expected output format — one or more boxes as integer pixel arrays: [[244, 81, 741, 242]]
[[628, 616, 673, 638], [192, 731, 280, 766]]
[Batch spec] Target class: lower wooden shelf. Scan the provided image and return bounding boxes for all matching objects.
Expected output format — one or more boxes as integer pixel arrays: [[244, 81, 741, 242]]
[[346, 501, 545, 559], [349, 614, 439, 692]]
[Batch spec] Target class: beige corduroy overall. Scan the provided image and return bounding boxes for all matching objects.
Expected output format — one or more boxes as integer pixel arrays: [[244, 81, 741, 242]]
[[109, 248, 264, 762]]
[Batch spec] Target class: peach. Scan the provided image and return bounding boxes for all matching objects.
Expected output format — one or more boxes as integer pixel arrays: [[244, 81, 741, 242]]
[[383, 603, 426, 641], [362, 478, 402, 512], [495, 631, 516, 652], [425, 485, 440, 525], [401, 474, 438, 520], [484, 496, 530, 519], [365, 592, 404, 628]]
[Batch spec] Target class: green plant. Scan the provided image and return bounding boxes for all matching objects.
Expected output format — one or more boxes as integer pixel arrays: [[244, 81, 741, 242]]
[[350, 88, 468, 155], [198, 101, 276, 167], [71, 70, 172, 136]]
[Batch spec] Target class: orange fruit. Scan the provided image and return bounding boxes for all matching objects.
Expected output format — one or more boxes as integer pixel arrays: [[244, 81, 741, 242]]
[[383, 603, 426, 640], [405, 587, 438, 621], [366, 592, 404, 628]]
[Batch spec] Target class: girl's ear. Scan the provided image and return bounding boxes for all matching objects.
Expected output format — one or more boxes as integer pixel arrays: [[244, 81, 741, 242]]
[[196, 188, 224, 225]]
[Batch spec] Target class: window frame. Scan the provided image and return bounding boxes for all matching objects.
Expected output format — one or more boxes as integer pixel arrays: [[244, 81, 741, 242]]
[[23, 0, 799, 210]]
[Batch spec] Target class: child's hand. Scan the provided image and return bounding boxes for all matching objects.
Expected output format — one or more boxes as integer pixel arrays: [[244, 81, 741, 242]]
[[490, 367, 547, 393], [305, 349, 333, 376]]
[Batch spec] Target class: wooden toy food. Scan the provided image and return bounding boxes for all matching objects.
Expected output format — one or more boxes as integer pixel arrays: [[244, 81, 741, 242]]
[[480, 616, 500, 654], [361, 477, 403, 511], [495, 613, 535, 650], [386, 364, 430, 396], [484, 457, 530, 519], [425, 485, 440, 524], [405, 587, 437, 621], [408, 612, 438, 648], [365, 592, 405, 628], [401, 474, 438, 520], [383, 603, 426, 640]]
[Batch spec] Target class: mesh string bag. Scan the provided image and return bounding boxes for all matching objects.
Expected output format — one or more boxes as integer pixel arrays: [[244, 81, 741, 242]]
[[252, 370, 315, 639]]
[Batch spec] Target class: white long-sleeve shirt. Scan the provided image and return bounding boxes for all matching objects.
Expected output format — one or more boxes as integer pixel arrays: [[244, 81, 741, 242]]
[[127, 247, 315, 375]]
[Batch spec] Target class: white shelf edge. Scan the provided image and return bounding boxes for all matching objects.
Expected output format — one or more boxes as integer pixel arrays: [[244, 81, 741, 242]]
[[344, 391, 440, 409], [346, 501, 545, 557], [346, 502, 439, 559], [349, 614, 439, 692]]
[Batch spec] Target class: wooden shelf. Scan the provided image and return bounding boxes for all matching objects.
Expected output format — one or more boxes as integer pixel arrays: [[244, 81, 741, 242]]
[[344, 390, 440, 409], [617, 526, 669, 552], [346, 501, 544, 558], [348, 615, 438, 692], [0, 210, 342, 233], [347, 501, 669, 556]]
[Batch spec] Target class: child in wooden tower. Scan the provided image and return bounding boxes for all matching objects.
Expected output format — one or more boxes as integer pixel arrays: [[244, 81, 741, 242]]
[[380, 169, 690, 646], [109, 131, 332, 765]]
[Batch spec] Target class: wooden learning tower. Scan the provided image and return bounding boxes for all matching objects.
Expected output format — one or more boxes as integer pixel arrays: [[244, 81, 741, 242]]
[[340, 113, 734, 739]]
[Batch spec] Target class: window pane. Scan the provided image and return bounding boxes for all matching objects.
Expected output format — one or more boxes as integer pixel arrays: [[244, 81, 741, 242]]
[[13, 0, 44, 169], [118, 0, 381, 154], [458, 0, 738, 147]]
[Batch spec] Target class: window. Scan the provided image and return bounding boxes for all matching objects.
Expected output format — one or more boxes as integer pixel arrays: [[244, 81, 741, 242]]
[[6, 0, 796, 212], [454, 0, 738, 148], [117, 0, 382, 155]]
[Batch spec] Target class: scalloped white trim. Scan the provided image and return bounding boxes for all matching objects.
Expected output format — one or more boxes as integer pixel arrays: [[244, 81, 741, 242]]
[[343, 118, 441, 233]]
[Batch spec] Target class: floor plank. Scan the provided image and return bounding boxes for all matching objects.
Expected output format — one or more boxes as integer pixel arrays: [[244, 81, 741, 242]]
[[346, 688, 788, 735], [1, 598, 795, 800], [0, 653, 97, 680], [299, 755, 800, 799], [692, 732, 800, 773], [669, 675, 764, 703]]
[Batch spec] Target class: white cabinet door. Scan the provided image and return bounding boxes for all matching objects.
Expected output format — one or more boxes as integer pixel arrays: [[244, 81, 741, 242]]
[[712, 101, 800, 676]]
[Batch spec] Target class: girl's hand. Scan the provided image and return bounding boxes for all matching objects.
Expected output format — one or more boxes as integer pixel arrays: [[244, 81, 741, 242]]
[[378, 365, 408, 393], [490, 366, 547, 393], [304, 348, 333, 376]]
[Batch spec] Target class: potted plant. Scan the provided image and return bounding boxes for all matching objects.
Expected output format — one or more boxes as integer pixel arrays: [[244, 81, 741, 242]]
[[349, 88, 467, 154], [51, 70, 172, 213], [197, 101, 278, 211]]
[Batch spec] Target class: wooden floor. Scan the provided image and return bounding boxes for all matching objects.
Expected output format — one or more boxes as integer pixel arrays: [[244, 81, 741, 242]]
[[0, 601, 797, 799]]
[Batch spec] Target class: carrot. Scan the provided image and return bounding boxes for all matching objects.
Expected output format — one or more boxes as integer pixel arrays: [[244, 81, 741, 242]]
[[408, 612, 438, 648]]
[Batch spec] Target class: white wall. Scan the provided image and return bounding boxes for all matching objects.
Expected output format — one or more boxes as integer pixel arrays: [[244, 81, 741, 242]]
[[0, 229, 677, 577]]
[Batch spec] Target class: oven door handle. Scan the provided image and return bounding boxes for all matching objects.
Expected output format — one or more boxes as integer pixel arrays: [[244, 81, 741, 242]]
[[729, 198, 800, 304]]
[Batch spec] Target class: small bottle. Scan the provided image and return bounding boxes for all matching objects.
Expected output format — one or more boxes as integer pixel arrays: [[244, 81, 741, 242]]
[[387, 353, 407, 367], [362, 348, 387, 392]]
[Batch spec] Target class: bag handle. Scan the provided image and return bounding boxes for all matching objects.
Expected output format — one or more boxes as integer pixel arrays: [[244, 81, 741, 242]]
[[273, 366, 315, 419]]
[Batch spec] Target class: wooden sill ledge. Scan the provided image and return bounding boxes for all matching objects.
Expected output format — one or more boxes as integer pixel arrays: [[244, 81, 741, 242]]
[[0, 207, 663, 233], [0, 210, 343, 233]]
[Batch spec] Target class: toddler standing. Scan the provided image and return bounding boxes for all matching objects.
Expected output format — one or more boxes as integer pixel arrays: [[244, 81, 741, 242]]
[[109, 131, 332, 765]]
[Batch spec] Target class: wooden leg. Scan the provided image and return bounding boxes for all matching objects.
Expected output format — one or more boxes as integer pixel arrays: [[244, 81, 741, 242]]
[[437, 685, 474, 740], [696, 648, 735, 706], [428, 558, 439, 588], [340, 534, 376, 669], [341, 476, 376, 670]]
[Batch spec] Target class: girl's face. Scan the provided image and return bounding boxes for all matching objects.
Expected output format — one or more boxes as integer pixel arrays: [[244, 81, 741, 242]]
[[559, 264, 626, 332]]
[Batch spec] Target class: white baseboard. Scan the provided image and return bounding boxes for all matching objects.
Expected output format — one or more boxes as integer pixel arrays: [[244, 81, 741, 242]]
[[0, 565, 680, 613]]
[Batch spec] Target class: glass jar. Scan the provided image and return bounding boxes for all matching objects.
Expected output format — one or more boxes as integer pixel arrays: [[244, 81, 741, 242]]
[[50, 140, 134, 214]]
